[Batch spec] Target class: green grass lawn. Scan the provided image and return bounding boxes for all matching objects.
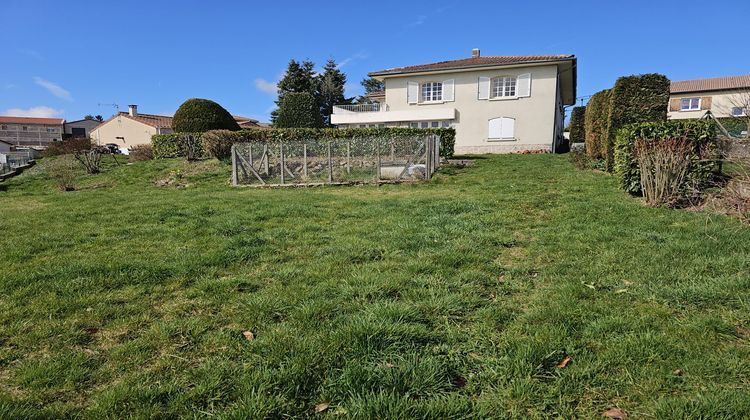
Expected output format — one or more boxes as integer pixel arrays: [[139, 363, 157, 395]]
[[0, 155, 748, 418]]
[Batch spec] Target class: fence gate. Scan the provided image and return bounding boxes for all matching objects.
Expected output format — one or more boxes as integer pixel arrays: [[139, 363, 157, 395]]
[[231, 135, 440, 187]]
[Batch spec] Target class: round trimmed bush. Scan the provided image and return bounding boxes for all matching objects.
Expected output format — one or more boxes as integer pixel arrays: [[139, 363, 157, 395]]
[[172, 98, 241, 133]]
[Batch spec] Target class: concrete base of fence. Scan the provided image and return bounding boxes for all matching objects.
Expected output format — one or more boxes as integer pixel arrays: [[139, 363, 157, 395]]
[[0, 160, 35, 182], [235, 179, 423, 189]]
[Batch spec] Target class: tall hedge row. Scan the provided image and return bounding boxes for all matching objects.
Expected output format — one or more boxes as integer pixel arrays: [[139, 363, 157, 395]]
[[604, 74, 670, 171], [584, 90, 611, 159], [152, 127, 456, 159], [614, 119, 719, 194], [569, 106, 586, 144]]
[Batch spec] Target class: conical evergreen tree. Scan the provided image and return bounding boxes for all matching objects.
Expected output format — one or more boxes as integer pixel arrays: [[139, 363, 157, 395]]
[[316, 59, 352, 125]]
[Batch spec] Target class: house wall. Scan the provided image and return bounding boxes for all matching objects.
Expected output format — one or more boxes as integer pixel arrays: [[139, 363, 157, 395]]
[[0, 123, 63, 147], [668, 90, 747, 119], [64, 119, 102, 137], [383, 64, 560, 154], [90, 115, 157, 149]]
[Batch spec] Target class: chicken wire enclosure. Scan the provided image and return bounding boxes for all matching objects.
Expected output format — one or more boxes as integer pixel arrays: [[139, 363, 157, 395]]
[[231, 135, 441, 187]]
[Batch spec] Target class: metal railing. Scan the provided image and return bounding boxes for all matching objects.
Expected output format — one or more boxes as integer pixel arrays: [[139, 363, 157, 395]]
[[332, 103, 387, 114]]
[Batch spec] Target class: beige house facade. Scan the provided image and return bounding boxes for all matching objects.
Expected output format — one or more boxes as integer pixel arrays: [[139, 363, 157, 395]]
[[331, 50, 577, 154], [668, 74, 750, 120], [90, 105, 173, 150]]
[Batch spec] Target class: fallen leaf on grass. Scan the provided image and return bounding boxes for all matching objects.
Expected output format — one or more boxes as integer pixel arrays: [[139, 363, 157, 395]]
[[314, 402, 330, 413], [242, 331, 255, 341], [602, 408, 627, 419], [384, 362, 396, 368], [556, 355, 572, 368], [673, 369, 683, 376]]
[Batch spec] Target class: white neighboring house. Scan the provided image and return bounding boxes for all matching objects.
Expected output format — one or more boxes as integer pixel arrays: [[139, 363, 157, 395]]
[[331, 49, 577, 154], [668, 74, 750, 119], [64, 118, 102, 138], [90, 105, 173, 151]]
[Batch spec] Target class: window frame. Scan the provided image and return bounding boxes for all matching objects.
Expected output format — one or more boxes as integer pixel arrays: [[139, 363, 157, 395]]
[[731, 107, 747, 117], [490, 76, 518, 100], [679, 97, 701, 111], [420, 81, 443, 103]]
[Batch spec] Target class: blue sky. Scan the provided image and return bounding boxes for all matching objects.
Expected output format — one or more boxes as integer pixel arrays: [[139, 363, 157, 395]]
[[2, 0, 749, 122]]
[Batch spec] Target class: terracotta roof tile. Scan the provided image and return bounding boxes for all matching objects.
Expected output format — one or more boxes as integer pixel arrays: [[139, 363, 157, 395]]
[[118, 112, 172, 128], [671, 74, 750, 93], [369, 55, 575, 76], [0, 116, 65, 125]]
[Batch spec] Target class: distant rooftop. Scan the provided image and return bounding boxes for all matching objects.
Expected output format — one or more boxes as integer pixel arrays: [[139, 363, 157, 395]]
[[0, 116, 65, 125], [671, 74, 750, 94], [369, 54, 575, 77]]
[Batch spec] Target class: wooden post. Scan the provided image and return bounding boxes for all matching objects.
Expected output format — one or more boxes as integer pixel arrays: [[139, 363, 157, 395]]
[[231, 145, 238, 186], [248, 144, 253, 167], [263, 144, 269, 175], [346, 141, 351, 175], [327, 142, 333, 183], [390, 142, 395, 162], [303, 143, 308, 179], [279, 143, 285, 185], [376, 141, 381, 181], [425, 137, 432, 180]]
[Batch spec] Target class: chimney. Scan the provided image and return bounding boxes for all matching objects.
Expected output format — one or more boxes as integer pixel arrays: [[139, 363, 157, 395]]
[[128, 104, 138, 116], [472, 48, 480, 58]]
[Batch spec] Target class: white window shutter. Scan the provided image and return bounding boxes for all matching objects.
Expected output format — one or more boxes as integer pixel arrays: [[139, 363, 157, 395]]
[[478, 77, 490, 100], [517, 73, 531, 97], [501, 117, 515, 138], [407, 81, 419, 104], [443, 79, 455, 102], [488, 117, 502, 139]]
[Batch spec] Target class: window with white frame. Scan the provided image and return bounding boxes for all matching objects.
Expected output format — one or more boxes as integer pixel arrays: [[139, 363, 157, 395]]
[[680, 97, 700, 111], [420, 82, 443, 102], [410, 122, 419, 128], [491, 76, 517, 98], [732, 107, 747, 117]]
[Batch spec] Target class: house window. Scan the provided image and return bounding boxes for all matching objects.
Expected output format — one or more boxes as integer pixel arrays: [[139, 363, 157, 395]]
[[442, 121, 451, 128], [47, 128, 57, 133], [410, 122, 419, 128], [420, 121, 430, 128], [488, 117, 516, 140], [491, 77, 517, 98], [430, 121, 440, 128], [680, 98, 700, 111], [732, 107, 747, 117], [22, 126, 28, 131], [1, 125, 7, 130], [420, 82, 443, 102]]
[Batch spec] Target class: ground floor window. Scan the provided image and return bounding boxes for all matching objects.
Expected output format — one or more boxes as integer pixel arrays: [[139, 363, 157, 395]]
[[732, 107, 747, 117], [488, 117, 515, 140], [680, 97, 700, 111]]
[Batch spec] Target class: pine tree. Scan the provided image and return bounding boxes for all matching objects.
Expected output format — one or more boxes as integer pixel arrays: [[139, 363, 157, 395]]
[[271, 59, 318, 124], [356, 77, 385, 103], [316, 59, 352, 126]]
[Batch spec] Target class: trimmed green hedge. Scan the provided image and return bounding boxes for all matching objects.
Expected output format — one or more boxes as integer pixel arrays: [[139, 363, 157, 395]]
[[584, 90, 611, 160], [172, 98, 241, 133], [614, 119, 719, 194], [569, 106, 586, 143], [605, 74, 670, 171], [152, 127, 456, 159], [274, 92, 324, 128]]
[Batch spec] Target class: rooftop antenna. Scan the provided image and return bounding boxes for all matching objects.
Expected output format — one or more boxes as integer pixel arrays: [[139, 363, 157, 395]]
[[98, 103, 120, 114]]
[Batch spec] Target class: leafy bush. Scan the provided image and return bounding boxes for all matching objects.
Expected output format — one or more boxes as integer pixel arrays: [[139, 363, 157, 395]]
[[152, 127, 457, 160], [45, 156, 77, 191], [172, 98, 241, 133], [584, 90, 611, 160], [569, 149, 591, 170], [129, 144, 153, 161], [634, 138, 693, 207], [274, 92, 324, 128], [201, 130, 235, 161], [569, 106, 586, 143], [42, 138, 92, 157], [604, 74, 670, 171], [614, 119, 720, 194]]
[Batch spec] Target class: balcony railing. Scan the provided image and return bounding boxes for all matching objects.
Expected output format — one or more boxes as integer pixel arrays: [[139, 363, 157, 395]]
[[332, 103, 388, 114]]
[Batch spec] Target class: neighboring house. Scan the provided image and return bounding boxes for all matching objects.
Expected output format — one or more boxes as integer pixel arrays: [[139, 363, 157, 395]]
[[234, 116, 264, 129], [0, 139, 13, 164], [0, 116, 65, 148], [330, 49, 577, 154], [64, 118, 102, 138], [90, 105, 173, 150], [668, 74, 750, 119]]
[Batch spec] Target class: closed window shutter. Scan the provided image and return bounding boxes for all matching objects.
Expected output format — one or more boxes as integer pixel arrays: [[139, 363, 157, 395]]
[[669, 98, 681, 112], [700, 96, 712, 110], [478, 77, 490, 100], [517, 73, 531, 97], [489, 117, 516, 139], [443, 79, 455, 101], [489, 118, 502, 138], [501, 117, 515, 138], [407, 81, 419, 104]]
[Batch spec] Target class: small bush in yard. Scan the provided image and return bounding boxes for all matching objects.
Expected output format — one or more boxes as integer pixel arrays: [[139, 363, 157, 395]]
[[43, 138, 92, 157], [634, 137, 693, 206], [45, 156, 77, 191], [569, 106, 586, 144], [74, 149, 103, 174], [129, 144, 153, 161]]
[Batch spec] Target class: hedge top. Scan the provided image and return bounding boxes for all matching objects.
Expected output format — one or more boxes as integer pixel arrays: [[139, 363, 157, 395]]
[[172, 98, 241, 133]]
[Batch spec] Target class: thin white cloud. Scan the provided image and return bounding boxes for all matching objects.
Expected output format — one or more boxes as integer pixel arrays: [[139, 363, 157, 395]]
[[4, 106, 64, 118], [34, 77, 73, 101], [337, 52, 369, 69], [18, 49, 44, 61], [4, 83, 16, 90], [406, 15, 427, 27], [255, 78, 278, 95]]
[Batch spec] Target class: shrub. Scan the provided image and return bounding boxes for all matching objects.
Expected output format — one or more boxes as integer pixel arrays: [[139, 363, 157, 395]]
[[604, 74, 670, 171], [569, 106, 586, 143], [614, 119, 720, 194], [42, 138, 92, 157], [152, 127, 457, 160], [274, 92, 324, 128], [569, 149, 591, 170], [202, 130, 235, 161], [634, 138, 693, 207], [129, 144, 153, 161], [584, 89, 611, 160], [172, 98, 241, 133], [45, 156, 77, 191], [74, 149, 103, 174]]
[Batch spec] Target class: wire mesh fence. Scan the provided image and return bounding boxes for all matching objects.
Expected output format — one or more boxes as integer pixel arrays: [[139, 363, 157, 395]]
[[231, 134, 440, 187]]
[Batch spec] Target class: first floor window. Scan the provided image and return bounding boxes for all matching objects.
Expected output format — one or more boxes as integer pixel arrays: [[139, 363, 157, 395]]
[[680, 97, 700, 111], [491, 76, 517, 98], [732, 107, 747, 117], [420, 82, 442, 102]]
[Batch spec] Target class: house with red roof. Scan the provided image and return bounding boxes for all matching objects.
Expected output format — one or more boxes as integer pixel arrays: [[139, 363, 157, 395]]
[[668, 74, 750, 120], [0, 116, 65, 148], [331, 49, 577, 154]]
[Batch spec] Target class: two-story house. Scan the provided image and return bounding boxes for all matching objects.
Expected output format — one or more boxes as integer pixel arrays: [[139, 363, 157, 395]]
[[331, 49, 577, 154], [668, 74, 750, 120], [0, 116, 65, 148]]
